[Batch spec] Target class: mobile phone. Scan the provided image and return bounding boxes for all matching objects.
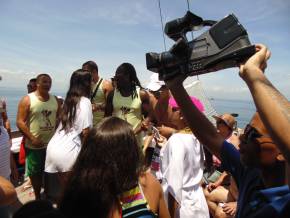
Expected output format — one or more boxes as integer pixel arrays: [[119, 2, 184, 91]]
[[152, 126, 161, 140]]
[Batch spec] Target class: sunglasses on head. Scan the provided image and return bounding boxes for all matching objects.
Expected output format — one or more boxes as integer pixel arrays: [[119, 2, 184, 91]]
[[242, 124, 273, 144]]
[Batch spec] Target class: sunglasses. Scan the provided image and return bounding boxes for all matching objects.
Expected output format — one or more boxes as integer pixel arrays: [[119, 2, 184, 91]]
[[242, 124, 274, 144], [216, 120, 227, 126], [216, 120, 234, 130], [172, 107, 180, 112]]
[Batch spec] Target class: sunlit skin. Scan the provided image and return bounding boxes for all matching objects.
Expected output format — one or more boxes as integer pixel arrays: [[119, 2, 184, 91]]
[[216, 121, 232, 139], [36, 76, 52, 96], [239, 113, 281, 167], [152, 86, 170, 102]]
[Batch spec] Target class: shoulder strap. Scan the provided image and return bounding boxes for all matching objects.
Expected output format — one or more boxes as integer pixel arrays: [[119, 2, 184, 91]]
[[91, 78, 103, 102]]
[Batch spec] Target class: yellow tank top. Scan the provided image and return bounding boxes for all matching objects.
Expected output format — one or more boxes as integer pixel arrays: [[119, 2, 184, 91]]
[[112, 87, 142, 131], [26, 92, 58, 149], [91, 79, 106, 127]]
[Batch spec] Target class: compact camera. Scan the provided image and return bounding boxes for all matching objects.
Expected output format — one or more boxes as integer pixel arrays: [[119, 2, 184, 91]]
[[146, 11, 256, 80]]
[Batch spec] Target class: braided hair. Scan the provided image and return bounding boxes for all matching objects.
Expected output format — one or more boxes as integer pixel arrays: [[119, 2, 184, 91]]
[[115, 63, 142, 99]]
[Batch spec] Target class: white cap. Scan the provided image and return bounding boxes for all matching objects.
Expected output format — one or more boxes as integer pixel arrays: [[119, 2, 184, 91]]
[[146, 73, 165, 91]]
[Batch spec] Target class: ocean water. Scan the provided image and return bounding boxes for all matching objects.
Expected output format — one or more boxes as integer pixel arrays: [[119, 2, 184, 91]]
[[209, 98, 256, 128], [0, 86, 65, 130], [0, 86, 256, 131]]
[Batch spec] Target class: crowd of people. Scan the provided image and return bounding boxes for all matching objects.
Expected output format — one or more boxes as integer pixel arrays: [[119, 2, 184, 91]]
[[0, 44, 290, 218]]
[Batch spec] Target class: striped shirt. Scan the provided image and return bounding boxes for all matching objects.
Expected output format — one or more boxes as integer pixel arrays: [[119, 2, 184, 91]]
[[119, 184, 157, 218], [0, 116, 11, 180]]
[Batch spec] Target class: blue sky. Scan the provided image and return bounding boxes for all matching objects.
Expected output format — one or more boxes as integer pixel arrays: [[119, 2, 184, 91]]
[[0, 0, 289, 100]]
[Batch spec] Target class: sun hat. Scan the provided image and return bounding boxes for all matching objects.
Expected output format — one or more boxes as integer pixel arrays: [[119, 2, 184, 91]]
[[212, 113, 237, 130], [146, 73, 165, 91], [169, 96, 204, 112]]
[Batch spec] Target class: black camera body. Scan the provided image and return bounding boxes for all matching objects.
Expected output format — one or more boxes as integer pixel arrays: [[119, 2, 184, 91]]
[[146, 11, 256, 80]]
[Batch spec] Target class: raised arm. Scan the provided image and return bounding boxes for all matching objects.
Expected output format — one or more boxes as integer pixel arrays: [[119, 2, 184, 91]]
[[165, 77, 224, 159], [239, 44, 290, 164]]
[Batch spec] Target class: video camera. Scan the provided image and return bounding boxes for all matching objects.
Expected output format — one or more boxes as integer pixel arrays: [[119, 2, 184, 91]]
[[146, 11, 256, 80]]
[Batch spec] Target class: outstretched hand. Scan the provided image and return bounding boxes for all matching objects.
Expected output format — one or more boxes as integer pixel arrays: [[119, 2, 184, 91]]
[[163, 74, 187, 89], [239, 44, 271, 83]]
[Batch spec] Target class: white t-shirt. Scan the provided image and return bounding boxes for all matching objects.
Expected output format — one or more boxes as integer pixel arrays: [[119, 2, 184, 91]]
[[161, 133, 209, 218], [45, 97, 92, 173], [0, 117, 11, 180]]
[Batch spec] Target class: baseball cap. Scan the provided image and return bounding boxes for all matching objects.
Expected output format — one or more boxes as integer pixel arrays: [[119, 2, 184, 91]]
[[146, 73, 165, 91], [213, 113, 237, 130]]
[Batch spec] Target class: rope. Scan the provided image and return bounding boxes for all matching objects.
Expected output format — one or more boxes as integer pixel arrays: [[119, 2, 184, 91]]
[[157, 0, 167, 51], [185, 0, 199, 80], [185, 80, 218, 125], [185, 0, 194, 41]]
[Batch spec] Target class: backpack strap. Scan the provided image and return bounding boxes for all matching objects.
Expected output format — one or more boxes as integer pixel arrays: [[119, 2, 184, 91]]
[[91, 78, 103, 102]]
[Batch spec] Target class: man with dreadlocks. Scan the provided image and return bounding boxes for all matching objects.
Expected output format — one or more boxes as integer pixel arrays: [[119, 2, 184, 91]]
[[105, 63, 152, 147]]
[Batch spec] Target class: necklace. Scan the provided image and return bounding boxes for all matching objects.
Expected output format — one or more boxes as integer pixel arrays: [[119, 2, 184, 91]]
[[178, 127, 192, 134]]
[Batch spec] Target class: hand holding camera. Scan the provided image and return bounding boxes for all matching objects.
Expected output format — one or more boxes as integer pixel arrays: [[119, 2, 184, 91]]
[[239, 44, 271, 83], [146, 11, 256, 81]]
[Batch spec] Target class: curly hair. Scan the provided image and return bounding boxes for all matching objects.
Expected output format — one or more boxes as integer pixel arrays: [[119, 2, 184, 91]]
[[59, 117, 145, 218]]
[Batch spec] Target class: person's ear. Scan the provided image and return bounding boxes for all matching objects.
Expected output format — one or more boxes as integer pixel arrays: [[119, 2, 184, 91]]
[[276, 153, 285, 162]]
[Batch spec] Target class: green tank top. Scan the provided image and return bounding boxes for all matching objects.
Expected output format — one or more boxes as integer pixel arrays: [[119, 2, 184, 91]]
[[26, 92, 58, 149], [112, 88, 143, 147], [91, 78, 106, 127], [112, 87, 142, 131]]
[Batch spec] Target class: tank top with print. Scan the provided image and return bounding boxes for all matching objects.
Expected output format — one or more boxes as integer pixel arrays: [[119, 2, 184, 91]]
[[112, 87, 142, 131], [26, 92, 58, 149]]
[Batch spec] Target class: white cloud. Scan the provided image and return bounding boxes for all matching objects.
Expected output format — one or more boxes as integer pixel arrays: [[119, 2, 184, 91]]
[[0, 69, 37, 89], [0, 68, 69, 92], [83, 1, 160, 26]]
